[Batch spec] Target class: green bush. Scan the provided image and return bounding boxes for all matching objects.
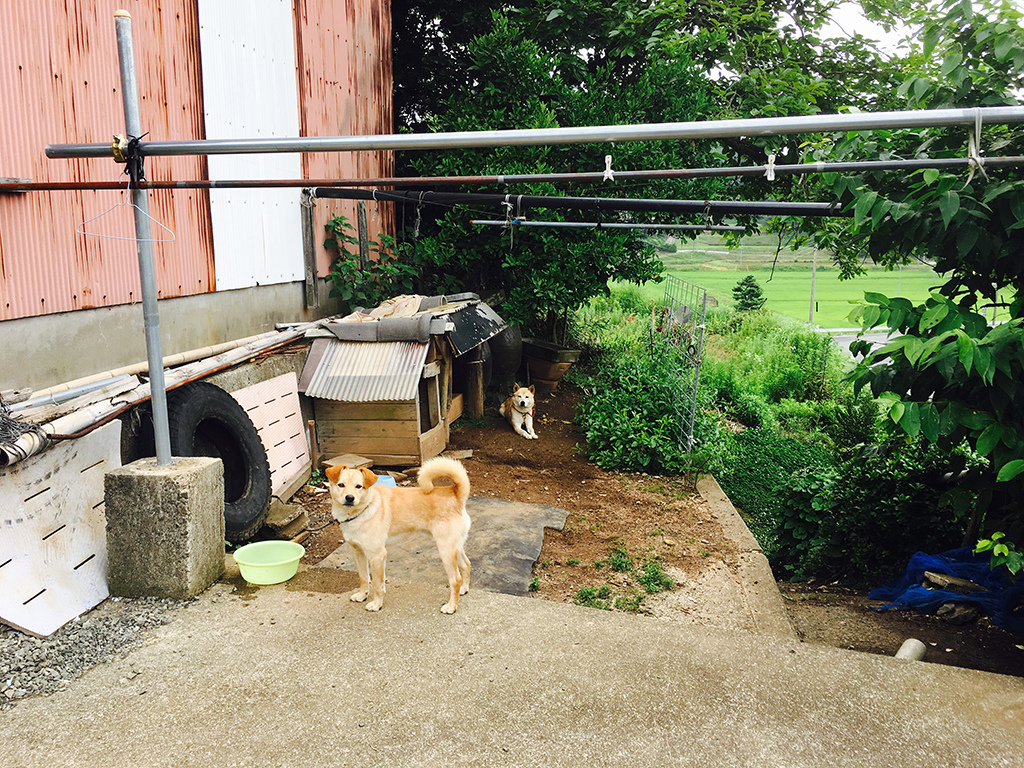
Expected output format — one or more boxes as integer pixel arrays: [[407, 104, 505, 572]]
[[775, 391, 879, 454], [714, 428, 835, 543], [569, 292, 655, 360], [770, 440, 983, 584], [576, 342, 694, 473], [324, 216, 417, 315], [610, 284, 653, 316], [703, 310, 846, 407]]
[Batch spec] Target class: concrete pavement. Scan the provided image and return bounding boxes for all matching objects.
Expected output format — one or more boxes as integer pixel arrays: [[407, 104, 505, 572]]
[[2, 479, 1023, 767], [2, 570, 1022, 768]]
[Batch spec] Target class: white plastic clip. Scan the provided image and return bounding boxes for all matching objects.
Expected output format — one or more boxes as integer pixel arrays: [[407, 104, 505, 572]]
[[603, 155, 615, 182], [765, 153, 777, 182], [964, 108, 988, 189]]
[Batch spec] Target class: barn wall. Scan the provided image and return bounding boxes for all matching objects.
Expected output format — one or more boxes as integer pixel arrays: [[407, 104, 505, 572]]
[[0, 0, 395, 392], [0, 0, 214, 321], [294, 0, 395, 277]]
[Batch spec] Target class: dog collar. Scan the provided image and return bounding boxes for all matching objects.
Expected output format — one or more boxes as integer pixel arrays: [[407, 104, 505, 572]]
[[339, 508, 366, 524]]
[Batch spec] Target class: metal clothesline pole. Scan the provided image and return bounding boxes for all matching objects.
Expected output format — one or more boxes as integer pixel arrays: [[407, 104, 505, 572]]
[[6, 155, 1024, 193], [114, 10, 172, 466], [470, 220, 746, 232], [45, 106, 1024, 159], [312, 187, 850, 217]]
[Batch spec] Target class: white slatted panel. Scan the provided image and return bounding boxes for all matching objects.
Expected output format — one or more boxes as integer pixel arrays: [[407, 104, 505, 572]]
[[0, 421, 121, 638], [231, 372, 310, 497], [198, 0, 304, 290]]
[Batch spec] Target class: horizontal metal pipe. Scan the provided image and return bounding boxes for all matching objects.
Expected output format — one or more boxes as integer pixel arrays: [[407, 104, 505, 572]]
[[470, 219, 746, 232], [313, 188, 850, 217], [45, 106, 1024, 159], [26, 330, 283, 399], [11, 375, 135, 412], [7, 155, 1022, 193]]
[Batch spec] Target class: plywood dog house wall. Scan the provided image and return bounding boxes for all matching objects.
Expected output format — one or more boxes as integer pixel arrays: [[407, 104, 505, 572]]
[[300, 337, 460, 467], [298, 295, 506, 467]]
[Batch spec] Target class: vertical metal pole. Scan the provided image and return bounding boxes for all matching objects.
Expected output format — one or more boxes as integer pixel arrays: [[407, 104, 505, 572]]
[[115, 10, 172, 466], [809, 245, 818, 325], [356, 201, 370, 268]]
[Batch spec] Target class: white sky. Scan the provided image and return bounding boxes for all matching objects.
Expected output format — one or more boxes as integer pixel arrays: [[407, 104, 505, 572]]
[[820, 2, 908, 55]]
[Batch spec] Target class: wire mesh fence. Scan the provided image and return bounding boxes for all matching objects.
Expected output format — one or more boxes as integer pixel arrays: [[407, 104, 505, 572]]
[[658, 275, 711, 450]]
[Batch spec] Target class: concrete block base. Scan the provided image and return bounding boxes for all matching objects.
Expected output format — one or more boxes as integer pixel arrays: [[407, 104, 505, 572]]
[[104, 457, 225, 599]]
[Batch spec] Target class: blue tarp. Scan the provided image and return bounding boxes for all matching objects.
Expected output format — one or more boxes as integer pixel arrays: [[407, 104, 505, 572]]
[[869, 547, 1024, 635]]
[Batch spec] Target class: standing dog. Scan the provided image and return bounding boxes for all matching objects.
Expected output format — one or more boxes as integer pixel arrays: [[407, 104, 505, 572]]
[[325, 457, 471, 614], [500, 383, 538, 439]]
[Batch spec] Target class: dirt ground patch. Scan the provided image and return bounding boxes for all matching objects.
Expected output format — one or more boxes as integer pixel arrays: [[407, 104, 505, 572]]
[[293, 383, 1024, 679]]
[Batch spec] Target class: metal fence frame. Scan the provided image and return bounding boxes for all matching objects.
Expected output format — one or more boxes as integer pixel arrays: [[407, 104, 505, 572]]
[[659, 276, 713, 450]]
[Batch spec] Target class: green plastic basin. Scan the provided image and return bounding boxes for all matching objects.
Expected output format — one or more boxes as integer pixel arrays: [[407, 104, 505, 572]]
[[232, 540, 304, 585]]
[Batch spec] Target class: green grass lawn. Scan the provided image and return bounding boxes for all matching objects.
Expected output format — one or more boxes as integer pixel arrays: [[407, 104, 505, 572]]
[[648, 267, 942, 328], [629, 235, 955, 327]]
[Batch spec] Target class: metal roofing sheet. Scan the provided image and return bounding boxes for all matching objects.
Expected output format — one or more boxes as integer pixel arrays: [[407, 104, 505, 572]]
[[304, 340, 428, 402], [0, 1, 214, 321], [295, 0, 395, 279]]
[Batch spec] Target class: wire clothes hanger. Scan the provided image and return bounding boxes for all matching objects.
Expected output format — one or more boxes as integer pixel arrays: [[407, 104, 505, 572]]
[[75, 134, 176, 243]]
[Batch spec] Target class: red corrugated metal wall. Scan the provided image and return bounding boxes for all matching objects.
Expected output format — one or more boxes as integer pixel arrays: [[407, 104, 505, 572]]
[[0, 0, 395, 320], [295, 0, 395, 277], [0, 1, 214, 321]]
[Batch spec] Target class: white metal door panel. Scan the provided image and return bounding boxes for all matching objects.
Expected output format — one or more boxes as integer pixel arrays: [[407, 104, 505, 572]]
[[198, 0, 304, 290]]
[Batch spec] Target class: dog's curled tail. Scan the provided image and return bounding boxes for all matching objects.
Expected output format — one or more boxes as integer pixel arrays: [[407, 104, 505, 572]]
[[417, 456, 471, 506]]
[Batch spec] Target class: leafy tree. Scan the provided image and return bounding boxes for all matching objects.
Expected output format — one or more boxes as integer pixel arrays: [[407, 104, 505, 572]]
[[391, 1, 914, 338], [822, 0, 1024, 545], [401, 12, 723, 338], [732, 275, 767, 311], [392, 1, 531, 131]]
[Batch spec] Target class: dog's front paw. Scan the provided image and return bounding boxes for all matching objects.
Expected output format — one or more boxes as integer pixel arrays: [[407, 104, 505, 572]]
[[440, 602, 457, 614], [365, 599, 384, 611], [350, 590, 368, 603]]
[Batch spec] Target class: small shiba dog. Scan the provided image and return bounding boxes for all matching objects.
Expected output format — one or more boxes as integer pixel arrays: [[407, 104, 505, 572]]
[[499, 383, 538, 440], [324, 457, 472, 614]]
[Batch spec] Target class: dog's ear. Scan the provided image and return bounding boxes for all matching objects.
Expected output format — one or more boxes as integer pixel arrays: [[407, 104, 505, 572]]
[[360, 467, 378, 488], [528, 385, 535, 394], [512, 382, 521, 391], [325, 465, 344, 484]]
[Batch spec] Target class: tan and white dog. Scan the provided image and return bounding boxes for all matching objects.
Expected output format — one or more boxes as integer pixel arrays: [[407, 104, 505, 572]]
[[499, 383, 538, 439], [324, 457, 472, 614]]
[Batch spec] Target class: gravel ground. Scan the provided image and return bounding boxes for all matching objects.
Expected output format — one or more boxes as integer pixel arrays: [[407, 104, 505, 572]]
[[1, 597, 188, 710]]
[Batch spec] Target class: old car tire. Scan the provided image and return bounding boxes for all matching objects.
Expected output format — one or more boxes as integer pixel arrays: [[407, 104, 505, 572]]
[[166, 382, 271, 543]]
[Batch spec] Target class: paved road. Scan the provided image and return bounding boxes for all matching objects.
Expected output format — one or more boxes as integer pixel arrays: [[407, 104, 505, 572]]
[[823, 328, 891, 357]]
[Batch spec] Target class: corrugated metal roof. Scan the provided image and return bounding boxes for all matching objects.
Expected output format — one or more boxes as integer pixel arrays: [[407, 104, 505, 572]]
[[304, 340, 428, 402]]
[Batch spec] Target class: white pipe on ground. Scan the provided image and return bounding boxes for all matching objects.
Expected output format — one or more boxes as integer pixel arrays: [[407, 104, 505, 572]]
[[894, 639, 927, 661]]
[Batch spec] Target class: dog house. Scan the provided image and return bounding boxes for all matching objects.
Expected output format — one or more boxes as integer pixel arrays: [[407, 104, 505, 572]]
[[299, 295, 506, 467]]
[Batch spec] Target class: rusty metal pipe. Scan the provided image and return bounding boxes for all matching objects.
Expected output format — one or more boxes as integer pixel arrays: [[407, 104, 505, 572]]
[[6, 156, 1023, 193]]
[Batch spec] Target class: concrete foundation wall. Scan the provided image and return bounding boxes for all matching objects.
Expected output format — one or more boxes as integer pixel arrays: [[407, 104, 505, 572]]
[[0, 281, 340, 393]]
